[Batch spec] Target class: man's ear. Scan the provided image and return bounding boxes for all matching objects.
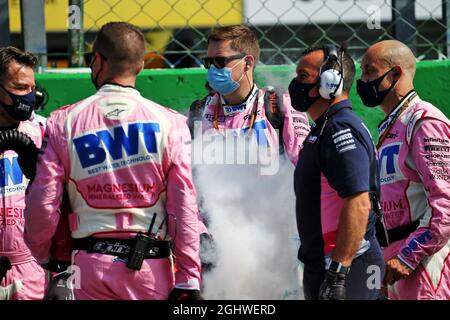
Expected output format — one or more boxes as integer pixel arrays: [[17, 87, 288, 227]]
[[137, 60, 144, 74], [94, 52, 105, 69], [245, 55, 255, 71], [393, 65, 402, 80]]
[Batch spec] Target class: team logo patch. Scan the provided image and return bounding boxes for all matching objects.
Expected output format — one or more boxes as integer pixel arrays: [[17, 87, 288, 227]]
[[332, 129, 356, 153], [378, 143, 402, 184], [307, 135, 318, 144], [71, 121, 162, 179], [99, 98, 135, 120], [0, 155, 27, 196], [105, 108, 126, 118], [223, 103, 247, 115]]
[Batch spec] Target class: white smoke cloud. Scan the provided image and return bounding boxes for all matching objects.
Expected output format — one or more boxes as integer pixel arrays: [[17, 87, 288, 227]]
[[192, 133, 304, 300]]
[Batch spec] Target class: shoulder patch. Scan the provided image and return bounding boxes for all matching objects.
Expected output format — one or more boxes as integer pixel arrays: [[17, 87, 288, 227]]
[[331, 127, 356, 154]]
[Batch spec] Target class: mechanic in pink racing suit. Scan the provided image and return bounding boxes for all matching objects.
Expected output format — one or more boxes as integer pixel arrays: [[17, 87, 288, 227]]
[[186, 25, 309, 287], [0, 47, 46, 300], [24, 22, 203, 300], [357, 40, 450, 299], [188, 25, 309, 168]]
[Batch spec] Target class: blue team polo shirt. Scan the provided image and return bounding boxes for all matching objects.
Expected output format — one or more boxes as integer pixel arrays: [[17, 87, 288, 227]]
[[294, 99, 378, 270]]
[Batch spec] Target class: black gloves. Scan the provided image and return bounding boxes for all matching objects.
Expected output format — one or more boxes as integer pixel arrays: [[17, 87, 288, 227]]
[[169, 288, 203, 300], [200, 232, 217, 274], [318, 269, 347, 300], [0, 256, 12, 282], [45, 271, 74, 300]]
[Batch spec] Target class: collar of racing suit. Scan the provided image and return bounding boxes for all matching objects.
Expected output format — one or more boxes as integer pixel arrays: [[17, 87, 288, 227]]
[[220, 84, 259, 116], [97, 83, 141, 96], [377, 90, 418, 138], [378, 89, 417, 135]]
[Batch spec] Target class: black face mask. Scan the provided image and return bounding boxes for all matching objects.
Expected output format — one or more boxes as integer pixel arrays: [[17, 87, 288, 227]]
[[356, 68, 398, 108], [288, 78, 321, 112], [90, 69, 102, 91], [0, 84, 35, 121], [90, 54, 104, 90]]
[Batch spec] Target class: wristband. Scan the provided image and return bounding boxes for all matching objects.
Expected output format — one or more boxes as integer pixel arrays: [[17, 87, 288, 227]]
[[328, 260, 350, 275]]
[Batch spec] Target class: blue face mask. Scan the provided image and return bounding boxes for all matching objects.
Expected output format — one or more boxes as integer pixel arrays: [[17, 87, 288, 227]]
[[207, 59, 245, 96], [0, 84, 35, 121]]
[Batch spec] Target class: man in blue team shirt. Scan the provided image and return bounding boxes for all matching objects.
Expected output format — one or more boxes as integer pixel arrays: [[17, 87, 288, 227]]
[[288, 44, 385, 300]]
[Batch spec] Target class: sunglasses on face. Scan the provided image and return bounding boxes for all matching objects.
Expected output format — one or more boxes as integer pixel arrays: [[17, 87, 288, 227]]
[[202, 53, 246, 69], [84, 51, 108, 66]]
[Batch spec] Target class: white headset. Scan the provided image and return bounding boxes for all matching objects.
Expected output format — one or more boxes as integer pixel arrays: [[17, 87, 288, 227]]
[[318, 44, 344, 100]]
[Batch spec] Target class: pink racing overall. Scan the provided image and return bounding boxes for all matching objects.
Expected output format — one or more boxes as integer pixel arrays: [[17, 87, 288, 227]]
[[0, 117, 46, 300], [378, 91, 450, 300], [24, 84, 202, 300], [189, 85, 309, 297]]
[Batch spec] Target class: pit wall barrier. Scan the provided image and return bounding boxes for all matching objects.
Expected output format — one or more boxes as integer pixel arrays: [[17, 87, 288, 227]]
[[35, 60, 450, 137]]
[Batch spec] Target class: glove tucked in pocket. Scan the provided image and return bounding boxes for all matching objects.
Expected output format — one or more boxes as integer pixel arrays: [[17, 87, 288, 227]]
[[45, 271, 74, 300]]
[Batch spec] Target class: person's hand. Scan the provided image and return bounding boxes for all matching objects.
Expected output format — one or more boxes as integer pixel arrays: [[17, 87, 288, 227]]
[[0, 280, 23, 300], [384, 257, 413, 285], [45, 272, 74, 300], [318, 270, 347, 300], [168, 288, 203, 300]]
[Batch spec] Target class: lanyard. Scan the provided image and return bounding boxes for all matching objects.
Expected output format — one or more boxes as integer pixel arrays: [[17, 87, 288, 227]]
[[376, 92, 417, 149], [213, 93, 259, 131]]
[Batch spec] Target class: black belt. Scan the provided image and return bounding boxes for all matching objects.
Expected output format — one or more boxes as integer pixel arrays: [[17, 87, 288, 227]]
[[387, 221, 420, 243], [73, 237, 172, 259]]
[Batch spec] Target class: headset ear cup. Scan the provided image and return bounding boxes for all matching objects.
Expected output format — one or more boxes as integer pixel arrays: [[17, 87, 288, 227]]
[[319, 69, 343, 99]]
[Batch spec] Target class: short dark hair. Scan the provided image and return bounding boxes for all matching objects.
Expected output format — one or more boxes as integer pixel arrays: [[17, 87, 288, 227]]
[[93, 22, 145, 76], [301, 43, 355, 93], [208, 25, 260, 63], [0, 46, 37, 84]]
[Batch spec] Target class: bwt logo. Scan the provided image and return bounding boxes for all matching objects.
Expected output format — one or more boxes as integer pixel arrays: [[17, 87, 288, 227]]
[[379, 144, 400, 175], [325, 82, 338, 89], [241, 120, 269, 146], [0, 157, 23, 188], [191, 120, 279, 176], [401, 230, 433, 257], [73, 122, 160, 169], [366, 5, 381, 30], [68, 5, 81, 30]]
